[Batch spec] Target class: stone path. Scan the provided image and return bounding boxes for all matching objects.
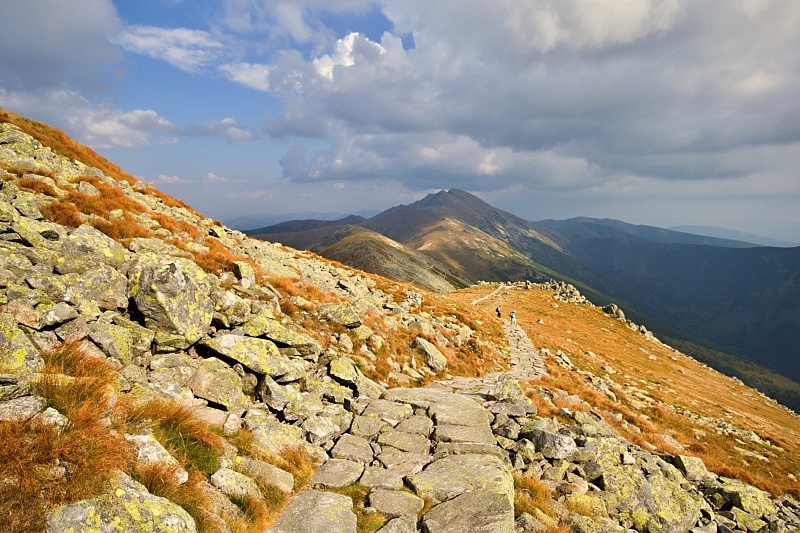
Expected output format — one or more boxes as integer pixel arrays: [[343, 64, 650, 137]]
[[429, 320, 547, 401]]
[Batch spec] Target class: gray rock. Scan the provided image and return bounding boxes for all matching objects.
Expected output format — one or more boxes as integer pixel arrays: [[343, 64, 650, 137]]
[[124, 432, 189, 485], [319, 302, 362, 328], [407, 453, 514, 505], [359, 466, 405, 490], [331, 433, 375, 465], [311, 459, 364, 488], [55, 224, 127, 274], [378, 516, 417, 533], [210, 468, 263, 500], [368, 489, 424, 519], [377, 428, 432, 454], [420, 489, 514, 533], [413, 336, 447, 372], [187, 357, 249, 415], [362, 398, 414, 426], [266, 489, 356, 533], [45, 471, 196, 533], [433, 423, 496, 445], [235, 456, 294, 493], [128, 253, 214, 346], [0, 394, 47, 422], [302, 414, 343, 445], [201, 334, 301, 377], [520, 427, 577, 460]]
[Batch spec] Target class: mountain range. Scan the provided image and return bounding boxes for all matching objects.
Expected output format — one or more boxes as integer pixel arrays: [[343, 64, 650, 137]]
[[247, 188, 800, 407]]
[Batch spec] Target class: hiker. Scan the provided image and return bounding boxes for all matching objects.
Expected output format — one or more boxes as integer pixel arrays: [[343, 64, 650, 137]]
[[510, 310, 516, 325], [496, 305, 502, 318]]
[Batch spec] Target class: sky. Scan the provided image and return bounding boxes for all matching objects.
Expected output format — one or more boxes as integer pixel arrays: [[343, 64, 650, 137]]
[[1, 1, 799, 241]]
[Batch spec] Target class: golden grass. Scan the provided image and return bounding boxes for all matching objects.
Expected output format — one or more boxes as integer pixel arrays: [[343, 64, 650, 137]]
[[15, 176, 60, 197], [0, 340, 132, 532], [451, 283, 800, 499]]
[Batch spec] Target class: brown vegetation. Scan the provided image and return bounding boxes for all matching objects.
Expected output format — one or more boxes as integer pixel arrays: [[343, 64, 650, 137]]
[[450, 284, 800, 499]]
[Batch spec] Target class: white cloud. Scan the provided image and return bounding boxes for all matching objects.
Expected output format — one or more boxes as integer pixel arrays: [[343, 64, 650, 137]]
[[203, 172, 231, 183], [0, 89, 177, 149], [115, 26, 225, 73], [219, 62, 271, 90], [185, 118, 257, 140], [157, 174, 194, 184]]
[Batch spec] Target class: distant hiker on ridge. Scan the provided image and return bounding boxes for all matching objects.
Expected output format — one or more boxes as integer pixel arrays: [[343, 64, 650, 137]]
[[496, 305, 502, 318], [510, 310, 516, 325]]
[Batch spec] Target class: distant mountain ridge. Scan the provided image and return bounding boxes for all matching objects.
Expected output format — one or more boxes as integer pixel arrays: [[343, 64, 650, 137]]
[[670, 224, 799, 247], [249, 189, 800, 401]]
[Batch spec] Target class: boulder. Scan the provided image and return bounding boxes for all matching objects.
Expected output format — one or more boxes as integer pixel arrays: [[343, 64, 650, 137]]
[[201, 334, 299, 377], [407, 453, 514, 505], [420, 489, 514, 533], [55, 224, 127, 274], [45, 471, 196, 533], [187, 357, 249, 414], [124, 433, 188, 485], [519, 426, 577, 460], [266, 489, 356, 533], [128, 253, 214, 346], [234, 456, 294, 493], [310, 459, 364, 488], [368, 489, 424, 519], [318, 302, 361, 328], [413, 337, 447, 372]]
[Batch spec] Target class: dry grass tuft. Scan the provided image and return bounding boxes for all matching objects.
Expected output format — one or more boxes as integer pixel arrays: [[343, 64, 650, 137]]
[[0, 340, 132, 531], [128, 398, 225, 475]]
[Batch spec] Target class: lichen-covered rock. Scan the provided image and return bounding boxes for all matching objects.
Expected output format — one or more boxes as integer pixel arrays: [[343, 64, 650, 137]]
[[0, 312, 43, 373], [201, 334, 298, 377], [420, 489, 514, 533], [407, 453, 514, 505], [210, 468, 263, 500], [369, 489, 424, 519], [187, 357, 249, 414], [583, 437, 707, 533], [234, 456, 294, 493], [519, 426, 577, 460], [413, 336, 447, 372], [55, 224, 128, 274], [311, 458, 364, 488], [239, 314, 321, 357], [318, 302, 361, 328], [715, 477, 779, 518], [45, 471, 196, 532], [0, 394, 47, 422], [125, 433, 189, 485], [128, 253, 214, 346], [266, 489, 357, 533], [328, 357, 361, 385]]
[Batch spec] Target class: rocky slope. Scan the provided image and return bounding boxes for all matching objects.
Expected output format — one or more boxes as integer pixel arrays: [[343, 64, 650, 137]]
[[1, 113, 799, 533]]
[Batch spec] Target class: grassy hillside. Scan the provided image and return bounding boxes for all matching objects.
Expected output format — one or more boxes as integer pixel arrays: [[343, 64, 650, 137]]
[[448, 283, 800, 499]]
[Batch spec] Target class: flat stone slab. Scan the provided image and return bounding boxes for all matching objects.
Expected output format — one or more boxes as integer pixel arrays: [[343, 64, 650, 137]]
[[368, 489, 424, 519], [331, 433, 375, 465], [377, 428, 432, 454], [311, 459, 364, 488], [361, 399, 414, 426], [359, 466, 404, 490], [406, 453, 514, 505], [266, 490, 356, 533], [420, 489, 514, 533], [376, 450, 431, 476], [395, 414, 434, 436], [433, 423, 496, 445]]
